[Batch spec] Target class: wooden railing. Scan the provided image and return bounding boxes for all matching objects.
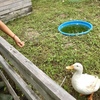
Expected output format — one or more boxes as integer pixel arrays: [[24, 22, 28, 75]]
[[0, 36, 76, 100], [0, 0, 32, 22]]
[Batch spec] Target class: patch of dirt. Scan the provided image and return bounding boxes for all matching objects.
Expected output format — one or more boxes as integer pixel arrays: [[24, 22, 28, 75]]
[[64, 42, 73, 48], [24, 28, 40, 41]]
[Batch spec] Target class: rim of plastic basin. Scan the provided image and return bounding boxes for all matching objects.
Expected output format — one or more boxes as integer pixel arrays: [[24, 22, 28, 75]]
[[68, 0, 85, 2], [58, 20, 93, 36]]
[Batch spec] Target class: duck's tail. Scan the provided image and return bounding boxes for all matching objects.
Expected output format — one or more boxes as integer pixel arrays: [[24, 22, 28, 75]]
[[93, 76, 100, 89]]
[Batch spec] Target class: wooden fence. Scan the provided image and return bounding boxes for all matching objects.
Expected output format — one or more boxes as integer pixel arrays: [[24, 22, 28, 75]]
[[0, 0, 32, 22], [0, 36, 76, 100]]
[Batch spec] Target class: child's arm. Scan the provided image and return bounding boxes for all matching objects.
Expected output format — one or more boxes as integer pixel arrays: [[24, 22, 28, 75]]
[[0, 20, 24, 47]]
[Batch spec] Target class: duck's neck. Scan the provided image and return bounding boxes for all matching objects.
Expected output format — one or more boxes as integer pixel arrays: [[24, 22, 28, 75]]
[[73, 70, 82, 79]]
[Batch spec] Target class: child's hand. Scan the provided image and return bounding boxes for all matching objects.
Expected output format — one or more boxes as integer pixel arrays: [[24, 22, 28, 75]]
[[13, 35, 25, 47]]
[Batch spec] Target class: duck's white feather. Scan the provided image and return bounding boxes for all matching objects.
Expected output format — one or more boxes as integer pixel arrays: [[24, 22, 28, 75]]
[[72, 73, 100, 94], [67, 63, 100, 95]]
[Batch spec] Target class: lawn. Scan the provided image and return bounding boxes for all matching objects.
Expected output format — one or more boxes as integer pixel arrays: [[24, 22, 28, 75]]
[[1, 0, 100, 100]]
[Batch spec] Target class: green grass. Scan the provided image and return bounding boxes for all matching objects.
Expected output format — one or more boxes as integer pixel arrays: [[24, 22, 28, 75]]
[[1, 0, 100, 99]]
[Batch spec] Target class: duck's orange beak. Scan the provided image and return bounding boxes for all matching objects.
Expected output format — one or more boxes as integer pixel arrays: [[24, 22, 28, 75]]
[[66, 65, 74, 70]]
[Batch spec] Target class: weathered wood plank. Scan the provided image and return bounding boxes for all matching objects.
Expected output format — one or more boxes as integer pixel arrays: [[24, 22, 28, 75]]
[[0, 69, 20, 100], [0, 55, 40, 100], [0, 0, 32, 22], [0, 0, 31, 7], [0, 1, 32, 15], [0, 36, 76, 100], [0, 0, 5, 3], [0, 39, 55, 100], [0, 7, 32, 22]]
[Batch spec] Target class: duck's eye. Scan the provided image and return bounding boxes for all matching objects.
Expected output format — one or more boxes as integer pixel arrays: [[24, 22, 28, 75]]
[[76, 65, 79, 67]]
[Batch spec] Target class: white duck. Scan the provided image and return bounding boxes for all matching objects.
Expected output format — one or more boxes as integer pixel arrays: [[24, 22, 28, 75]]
[[66, 63, 100, 100]]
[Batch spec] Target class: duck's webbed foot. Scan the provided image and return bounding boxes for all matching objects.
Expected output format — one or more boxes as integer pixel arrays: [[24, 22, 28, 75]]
[[88, 93, 93, 100], [79, 94, 84, 96]]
